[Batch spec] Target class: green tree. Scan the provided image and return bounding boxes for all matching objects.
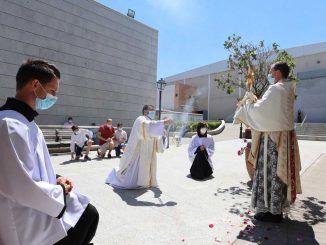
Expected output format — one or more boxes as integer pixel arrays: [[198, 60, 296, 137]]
[[215, 34, 296, 98]]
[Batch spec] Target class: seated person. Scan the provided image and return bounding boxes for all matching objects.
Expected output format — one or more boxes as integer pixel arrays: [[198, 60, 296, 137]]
[[90, 122, 99, 145], [70, 125, 93, 161], [188, 122, 215, 180], [113, 123, 127, 157], [63, 116, 74, 128], [97, 119, 115, 158]]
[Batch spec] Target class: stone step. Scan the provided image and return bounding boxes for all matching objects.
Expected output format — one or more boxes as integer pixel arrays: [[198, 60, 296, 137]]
[[297, 135, 326, 141]]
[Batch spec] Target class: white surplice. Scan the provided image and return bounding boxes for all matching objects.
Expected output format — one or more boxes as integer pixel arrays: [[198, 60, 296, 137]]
[[233, 80, 296, 132], [0, 110, 90, 245], [188, 134, 215, 168], [106, 115, 164, 189]]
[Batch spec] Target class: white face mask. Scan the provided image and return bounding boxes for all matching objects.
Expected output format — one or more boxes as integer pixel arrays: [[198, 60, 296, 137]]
[[200, 128, 207, 135], [107, 124, 112, 127], [147, 111, 155, 119], [268, 74, 275, 84]]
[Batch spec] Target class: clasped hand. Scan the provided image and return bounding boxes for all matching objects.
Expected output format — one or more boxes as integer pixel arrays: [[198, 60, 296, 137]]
[[57, 176, 74, 194]]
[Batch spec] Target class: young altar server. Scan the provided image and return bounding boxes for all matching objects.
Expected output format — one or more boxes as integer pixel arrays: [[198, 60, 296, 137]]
[[188, 122, 215, 180], [0, 59, 99, 245], [106, 105, 172, 189], [234, 62, 302, 223]]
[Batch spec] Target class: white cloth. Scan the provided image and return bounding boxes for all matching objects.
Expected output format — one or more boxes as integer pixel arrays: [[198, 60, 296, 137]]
[[70, 128, 93, 152], [233, 80, 296, 132], [188, 135, 215, 168], [106, 116, 164, 189], [114, 129, 127, 147], [0, 110, 89, 245]]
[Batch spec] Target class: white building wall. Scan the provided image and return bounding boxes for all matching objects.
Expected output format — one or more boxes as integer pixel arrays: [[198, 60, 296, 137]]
[[0, 0, 158, 126]]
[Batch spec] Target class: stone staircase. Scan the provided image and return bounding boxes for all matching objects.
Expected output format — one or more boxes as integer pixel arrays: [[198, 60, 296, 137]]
[[295, 123, 326, 141]]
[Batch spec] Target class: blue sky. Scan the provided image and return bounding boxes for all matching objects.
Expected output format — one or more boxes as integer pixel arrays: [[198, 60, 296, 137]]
[[97, 0, 326, 79]]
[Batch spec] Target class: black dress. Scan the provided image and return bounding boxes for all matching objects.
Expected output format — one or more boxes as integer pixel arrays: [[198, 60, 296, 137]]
[[190, 147, 213, 180]]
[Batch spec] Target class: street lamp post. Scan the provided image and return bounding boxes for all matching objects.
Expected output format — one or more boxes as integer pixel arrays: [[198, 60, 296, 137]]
[[239, 123, 243, 139], [156, 78, 167, 120]]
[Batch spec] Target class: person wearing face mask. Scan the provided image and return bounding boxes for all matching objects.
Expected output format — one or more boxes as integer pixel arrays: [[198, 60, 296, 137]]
[[234, 62, 302, 223], [70, 125, 94, 161], [106, 105, 172, 189], [97, 118, 115, 158], [188, 122, 215, 180], [63, 116, 74, 128], [0, 59, 99, 245], [113, 123, 128, 158]]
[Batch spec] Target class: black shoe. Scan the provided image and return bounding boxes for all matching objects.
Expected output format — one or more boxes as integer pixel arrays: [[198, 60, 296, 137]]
[[84, 155, 91, 161], [254, 212, 283, 223], [107, 154, 112, 159]]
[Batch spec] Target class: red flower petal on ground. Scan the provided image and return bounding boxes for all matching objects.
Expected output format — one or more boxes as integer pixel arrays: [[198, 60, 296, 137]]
[[240, 214, 244, 217], [237, 150, 241, 155], [209, 224, 214, 228], [244, 139, 247, 143]]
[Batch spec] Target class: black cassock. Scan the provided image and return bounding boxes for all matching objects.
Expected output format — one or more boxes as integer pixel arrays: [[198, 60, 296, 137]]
[[190, 147, 213, 180]]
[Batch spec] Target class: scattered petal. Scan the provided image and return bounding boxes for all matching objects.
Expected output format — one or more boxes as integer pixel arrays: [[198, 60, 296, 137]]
[[240, 214, 244, 217], [209, 224, 214, 228], [214, 237, 221, 242]]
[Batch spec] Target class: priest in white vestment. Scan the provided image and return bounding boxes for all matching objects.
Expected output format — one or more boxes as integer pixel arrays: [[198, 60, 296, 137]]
[[0, 59, 99, 245], [106, 105, 172, 189], [234, 62, 302, 223]]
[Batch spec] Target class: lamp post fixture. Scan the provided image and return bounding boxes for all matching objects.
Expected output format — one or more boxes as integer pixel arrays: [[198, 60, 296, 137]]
[[156, 78, 167, 120]]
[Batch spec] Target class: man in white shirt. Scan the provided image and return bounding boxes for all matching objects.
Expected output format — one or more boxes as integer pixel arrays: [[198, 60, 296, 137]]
[[70, 125, 94, 161], [0, 59, 99, 245], [113, 123, 127, 157]]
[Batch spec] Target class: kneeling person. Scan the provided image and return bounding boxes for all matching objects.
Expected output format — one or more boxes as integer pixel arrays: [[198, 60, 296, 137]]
[[188, 122, 215, 180], [70, 125, 93, 161]]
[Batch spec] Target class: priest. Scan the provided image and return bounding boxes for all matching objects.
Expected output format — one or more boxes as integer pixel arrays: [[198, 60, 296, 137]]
[[234, 62, 302, 223], [106, 105, 172, 189], [0, 59, 99, 245]]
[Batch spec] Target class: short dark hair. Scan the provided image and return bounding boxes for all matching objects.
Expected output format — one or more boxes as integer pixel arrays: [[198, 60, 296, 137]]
[[71, 125, 78, 131], [142, 105, 154, 115], [16, 59, 60, 90], [68, 117, 73, 121], [117, 123, 123, 127], [196, 122, 208, 137], [273, 62, 290, 79]]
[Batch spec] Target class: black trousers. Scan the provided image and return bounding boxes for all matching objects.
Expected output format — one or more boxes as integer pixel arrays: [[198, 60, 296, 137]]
[[55, 204, 99, 245]]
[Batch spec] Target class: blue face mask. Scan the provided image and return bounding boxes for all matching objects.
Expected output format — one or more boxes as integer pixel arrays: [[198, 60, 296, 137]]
[[267, 74, 275, 85], [36, 93, 58, 110], [147, 111, 155, 119], [35, 83, 58, 110]]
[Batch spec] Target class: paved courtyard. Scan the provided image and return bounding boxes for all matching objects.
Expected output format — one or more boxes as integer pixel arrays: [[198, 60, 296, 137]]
[[51, 134, 326, 245]]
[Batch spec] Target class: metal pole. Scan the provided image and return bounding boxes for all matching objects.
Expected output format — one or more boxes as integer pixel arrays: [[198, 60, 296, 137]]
[[239, 123, 243, 139], [159, 90, 162, 120]]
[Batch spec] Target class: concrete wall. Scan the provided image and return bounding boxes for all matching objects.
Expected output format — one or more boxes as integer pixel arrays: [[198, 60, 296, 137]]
[[0, 0, 158, 126]]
